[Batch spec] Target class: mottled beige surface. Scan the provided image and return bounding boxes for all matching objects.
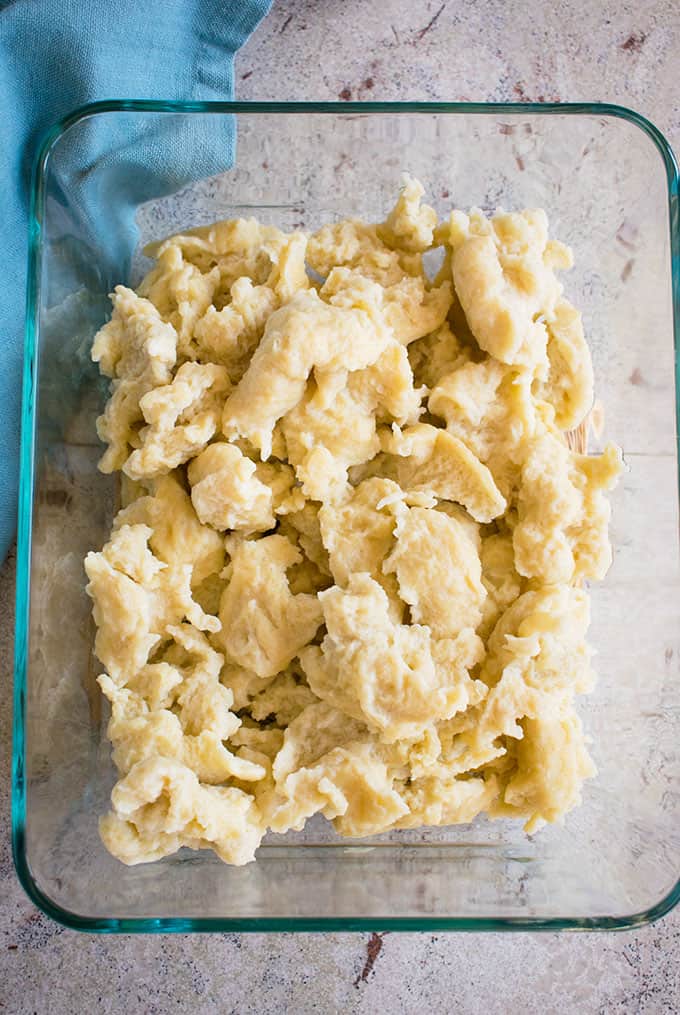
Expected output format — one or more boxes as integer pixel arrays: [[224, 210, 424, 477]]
[[3, 0, 680, 1010]]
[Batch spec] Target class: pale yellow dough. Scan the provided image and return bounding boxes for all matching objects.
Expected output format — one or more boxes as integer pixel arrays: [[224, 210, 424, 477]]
[[86, 177, 621, 866]]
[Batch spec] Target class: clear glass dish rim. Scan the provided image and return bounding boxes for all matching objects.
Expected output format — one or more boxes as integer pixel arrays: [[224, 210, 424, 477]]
[[12, 99, 680, 934]]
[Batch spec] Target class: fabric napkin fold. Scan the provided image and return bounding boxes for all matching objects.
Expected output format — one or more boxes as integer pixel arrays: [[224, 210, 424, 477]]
[[0, 0, 272, 560]]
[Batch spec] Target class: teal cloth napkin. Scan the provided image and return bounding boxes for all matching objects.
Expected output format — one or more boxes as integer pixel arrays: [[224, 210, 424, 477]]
[[0, 0, 271, 560]]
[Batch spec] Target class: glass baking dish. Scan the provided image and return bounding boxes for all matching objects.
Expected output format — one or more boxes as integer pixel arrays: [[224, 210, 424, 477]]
[[12, 101, 680, 933]]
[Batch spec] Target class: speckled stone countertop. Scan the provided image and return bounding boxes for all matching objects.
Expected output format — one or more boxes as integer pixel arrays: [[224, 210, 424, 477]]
[[3, 1, 680, 1011]]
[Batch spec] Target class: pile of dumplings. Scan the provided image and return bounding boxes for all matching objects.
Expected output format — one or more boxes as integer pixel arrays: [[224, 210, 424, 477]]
[[85, 176, 621, 866]]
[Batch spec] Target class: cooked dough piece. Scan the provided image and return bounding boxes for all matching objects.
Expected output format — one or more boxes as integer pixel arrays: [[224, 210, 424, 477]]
[[99, 756, 264, 866], [490, 711, 596, 833], [319, 478, 399, 585], [190, 231, 310, 379], [513, 434, 622, 584], [194, 278, 278, 381], [216, 534, 323, 678], [349, 339, 424, 426], [124, 661, 184, 712], [535, 298, 594, 430], [429, 358, 536, 496], [98, 624, 264, 786], [478, 531, 524, 639], [282, 339, 424, 501], [84, 524, 220, 683], [278, 743, 410, 838], [113, 473, 224, 587], [248, 669, 319, 727], [266, 231, 310, 302], [145, 218, 294, 292], [434, 500, 482, 549], [100, 687, 263, 785], [92, 286, 175, 381], [281, 380, 381, 501], [229, 725, 285, 761], [221, 664, 277, 712], [442, 207, 571, 369], [124, 362, 231, 480], [383, 423, 506, 523], [252, 460, 305, 515], [318, 477, 407, 619], [306, 220, 421, 286], [286, 555, 333, 596], [272, 701, 369, 783], [384, 506, 486, 638], [270, 702, 409, 835], [156, 623, 232, 732], [222, 287, 391, 458], [481, 585, 594, 694], [434, 585, 594, 787], [138, 243, 219, 358], [408, 321, 470, 389], [378, 174, 438, 253], [300, 575, 485, 742], [321, 267, 452, 346], [280, 502, 330, 575], [395, 771, 499, 830], [188, 442, 275, 533], [92, 286, 177, 473]]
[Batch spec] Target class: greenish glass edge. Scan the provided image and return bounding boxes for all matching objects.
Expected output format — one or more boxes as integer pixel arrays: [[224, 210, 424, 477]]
[[12, 99, 680, 934]]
